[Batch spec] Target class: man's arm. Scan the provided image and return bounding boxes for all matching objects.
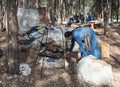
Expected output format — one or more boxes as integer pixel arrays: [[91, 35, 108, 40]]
[[68, 39, 75, 52]]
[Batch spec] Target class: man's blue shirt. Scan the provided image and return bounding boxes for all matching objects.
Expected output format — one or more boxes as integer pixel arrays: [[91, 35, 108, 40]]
[[69, 26, 100, 59]]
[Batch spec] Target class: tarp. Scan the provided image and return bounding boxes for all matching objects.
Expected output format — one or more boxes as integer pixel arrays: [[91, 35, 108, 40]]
[[17, 7, 49, 31]]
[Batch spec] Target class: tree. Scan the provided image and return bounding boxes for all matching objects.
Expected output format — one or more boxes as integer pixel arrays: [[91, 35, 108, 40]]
[[116, 0, 119, 22], [5, 0, 19, 74]]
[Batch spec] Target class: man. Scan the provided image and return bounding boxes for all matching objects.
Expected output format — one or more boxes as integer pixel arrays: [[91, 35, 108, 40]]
[[85, 13, 93, 24], [64, 25, 100, 59]]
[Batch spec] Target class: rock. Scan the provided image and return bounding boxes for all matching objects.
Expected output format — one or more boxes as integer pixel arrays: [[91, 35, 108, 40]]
[[111, 32, 120, 38], [76, 55, 113, 86], [112, 72, 120, 87]]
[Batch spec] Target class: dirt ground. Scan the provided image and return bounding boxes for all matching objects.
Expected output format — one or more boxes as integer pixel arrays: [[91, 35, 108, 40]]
[[0, 26, 120, 87]]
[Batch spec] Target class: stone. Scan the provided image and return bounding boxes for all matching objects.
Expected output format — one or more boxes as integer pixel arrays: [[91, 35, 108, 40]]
[[76, 55, 113, 86]]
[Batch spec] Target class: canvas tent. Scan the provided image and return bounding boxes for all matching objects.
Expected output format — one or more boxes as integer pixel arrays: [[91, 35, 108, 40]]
[[17, 7, 49, 31]]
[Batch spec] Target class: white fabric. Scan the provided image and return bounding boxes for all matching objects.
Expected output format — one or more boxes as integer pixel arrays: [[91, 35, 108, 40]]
[[37, 25, 72, 47], [17, 8, 41, 31], [19, 63, 31, 76]]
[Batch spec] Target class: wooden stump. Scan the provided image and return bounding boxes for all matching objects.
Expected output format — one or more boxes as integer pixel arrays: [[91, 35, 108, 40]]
[[99, 42, 110, 59]]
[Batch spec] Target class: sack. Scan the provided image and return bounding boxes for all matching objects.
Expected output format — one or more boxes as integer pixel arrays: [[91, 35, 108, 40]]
[[84, 27, 91, 51], [84, 34, 91, 51]]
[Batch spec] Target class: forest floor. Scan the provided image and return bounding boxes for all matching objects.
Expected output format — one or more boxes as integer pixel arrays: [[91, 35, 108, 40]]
[[0, 25, 120, 87]]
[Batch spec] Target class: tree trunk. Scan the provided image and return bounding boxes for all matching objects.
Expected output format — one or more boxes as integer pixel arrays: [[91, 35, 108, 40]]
[[116, 0, 119, 22], [108, 0, 111, 23], [103, 0, 111, 35], [7, 0, 19, 74], [53, 0, 57, 24], [82, 0, 85, 15], [36, 0, 39, 8], [111, 0, 113, 22], [79, 0, 81, 11], [103, 0, 107, 35], [48, 0, 57, 25], [0, 0, 3, 30], [60, 0, 63, 24], [23, 0, 28, 7]]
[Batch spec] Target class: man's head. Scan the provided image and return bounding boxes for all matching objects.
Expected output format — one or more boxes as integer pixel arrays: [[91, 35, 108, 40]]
[[64, 31, 73, 40]]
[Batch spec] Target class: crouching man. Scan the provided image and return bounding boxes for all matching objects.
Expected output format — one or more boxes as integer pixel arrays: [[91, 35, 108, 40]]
[[64, 26, 100, 72], [64, 25, 100, 60]]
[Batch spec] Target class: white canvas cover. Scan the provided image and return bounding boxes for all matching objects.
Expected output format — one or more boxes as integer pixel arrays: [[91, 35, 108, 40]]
[[17, 8, 41, 31]]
